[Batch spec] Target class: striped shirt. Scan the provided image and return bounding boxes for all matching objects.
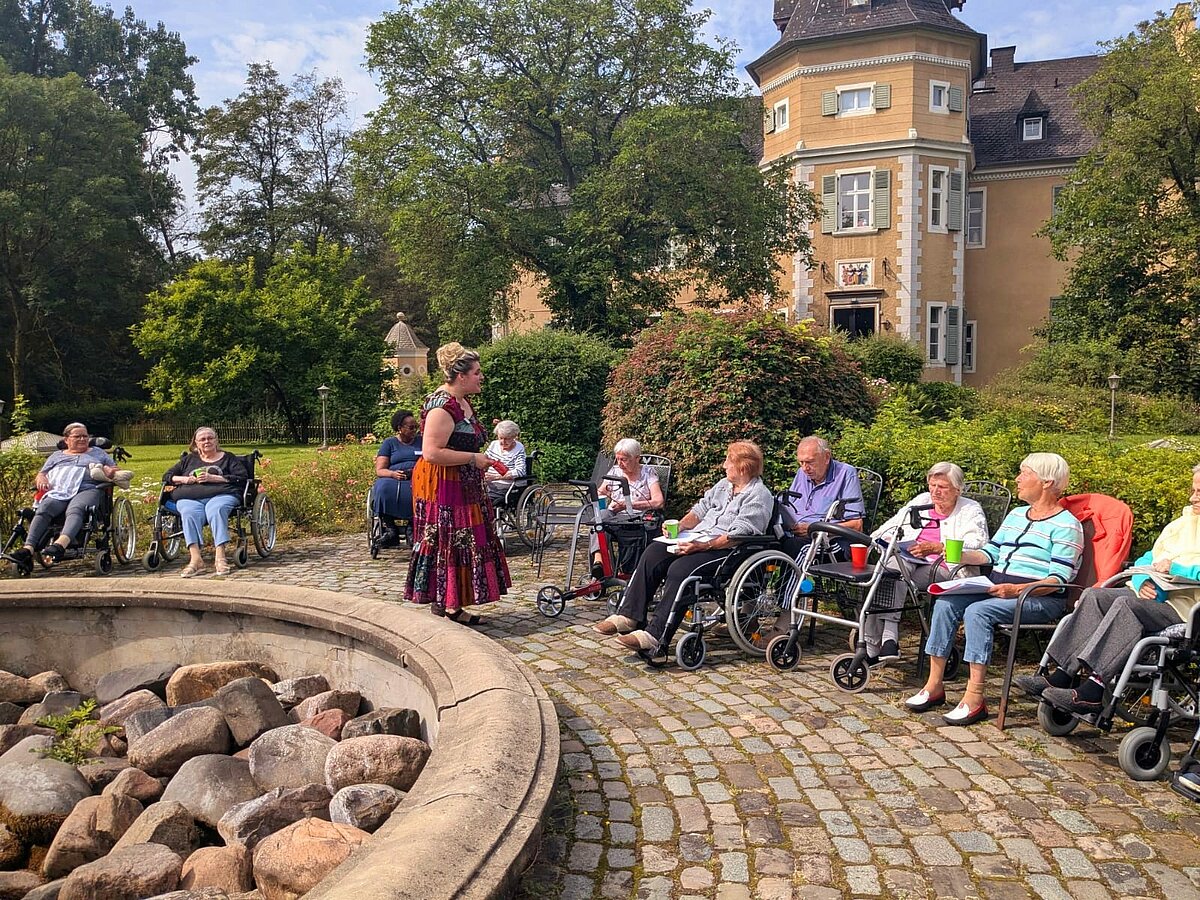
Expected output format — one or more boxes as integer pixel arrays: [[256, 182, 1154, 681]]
[[982, 507, 1083, 584]]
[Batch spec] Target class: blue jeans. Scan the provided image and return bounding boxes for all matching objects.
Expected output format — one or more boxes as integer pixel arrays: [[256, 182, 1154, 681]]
[[925, 583, 1066, 666], [177, 495, 240, 547]]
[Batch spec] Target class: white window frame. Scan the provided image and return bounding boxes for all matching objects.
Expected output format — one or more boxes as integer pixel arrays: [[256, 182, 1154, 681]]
[[1051, 184, 1065, 217], [829, 302, 879, 338], [837, 82, 875, 117], [928, 166, 949, 233], [966, 187, 986, 248], [773, 98, 790, 132], [835, 166, 875, 233], [927, 302, 947, 365], [1022, 117, 1044, 141], [963, 320, 977, 373], [929, 80, 950, 114]]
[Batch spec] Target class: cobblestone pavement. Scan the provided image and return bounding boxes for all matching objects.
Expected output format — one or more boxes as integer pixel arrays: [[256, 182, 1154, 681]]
[[74, 535, 1200, 897]]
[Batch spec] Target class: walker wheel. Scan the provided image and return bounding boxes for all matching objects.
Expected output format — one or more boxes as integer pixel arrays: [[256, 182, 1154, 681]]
[[676, 631, 706, 671], [830, 653, 870, 693], [606, 587, 624, 616], [766, 633, 801, 672], [142, 550, 161, 572], [536, 586, 566, 618]]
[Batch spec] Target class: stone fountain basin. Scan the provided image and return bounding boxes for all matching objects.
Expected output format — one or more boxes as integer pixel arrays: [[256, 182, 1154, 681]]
[[0, 578, 558, 899]]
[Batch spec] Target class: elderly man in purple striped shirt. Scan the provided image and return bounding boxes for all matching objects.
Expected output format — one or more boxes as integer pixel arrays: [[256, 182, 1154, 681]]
[[781, 436, 865, 556]]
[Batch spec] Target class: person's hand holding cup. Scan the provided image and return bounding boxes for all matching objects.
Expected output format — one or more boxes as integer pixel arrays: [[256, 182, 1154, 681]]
[[944, 538, 965, 564]]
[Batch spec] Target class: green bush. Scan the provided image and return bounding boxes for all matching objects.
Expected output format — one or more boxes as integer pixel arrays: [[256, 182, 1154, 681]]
[[29, 400, 145, 439], [602, 311, 874, 502], [835, 332, 924, 385], [897, 382, 982, 422], [259, 444, 376, 534], [0, 446, 41, 529], [526, 440, 597, 483]]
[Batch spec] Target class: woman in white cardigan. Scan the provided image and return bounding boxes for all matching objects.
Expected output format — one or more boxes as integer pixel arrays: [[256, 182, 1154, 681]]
[[864, 461, 990, 664]]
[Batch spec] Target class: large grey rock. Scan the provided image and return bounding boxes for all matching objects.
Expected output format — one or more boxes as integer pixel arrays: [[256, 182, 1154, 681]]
[[121, 707, 177, 745], [0, 757, 92, 843], [324, 735, 431, 794], [42, 793, 143, 879], [0, 870, 43, 899], [212, 679, 288, 747], [18, 693, 83, 727], [128, 707, 231, 777], [0, 704, 21, 726], [27, 672, 70, 696], [166, 663, 278, 707], [20, 877, 64, 900], [0, 735, 53, 768], [180, 845, 252, 894], [269, 675, 328, 709], [247, 726, 335, 793], [251, 818, 367, 900], [292, 690, 360, 722], [99, 691, 166, 731], [340, 708, 421, 741], [161, 756, 259, 829], [112, 800, 197, 857], [328, 783, 402, 833], [0, 726, 54, 758], [59, 842, 182, 900], [0, 821, 22, 868], [0, 672, 40, 705], [216, 784, 330, 850], [76, 758, 130, 791], [95, 662, 180, 705], [102, 767, 164, 804]]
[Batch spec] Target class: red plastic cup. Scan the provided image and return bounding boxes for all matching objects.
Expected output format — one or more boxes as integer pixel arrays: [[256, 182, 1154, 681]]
[[489, 459, 508, 476], [849, 543, 868, 569]]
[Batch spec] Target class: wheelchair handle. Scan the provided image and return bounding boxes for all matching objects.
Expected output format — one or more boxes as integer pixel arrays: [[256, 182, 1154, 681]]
[[807, 522, 871, 545]]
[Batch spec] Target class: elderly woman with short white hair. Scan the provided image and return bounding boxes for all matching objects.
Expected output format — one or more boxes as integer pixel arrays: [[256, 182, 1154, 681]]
[[590, 438, 665, 576], [484, 419, 527, 505], [906, 452, 1083, 726]]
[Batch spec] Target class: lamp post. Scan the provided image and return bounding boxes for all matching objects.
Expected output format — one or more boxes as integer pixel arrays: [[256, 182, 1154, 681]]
[[1107, 373, 1121, 440], [317, 385, 330, 449]]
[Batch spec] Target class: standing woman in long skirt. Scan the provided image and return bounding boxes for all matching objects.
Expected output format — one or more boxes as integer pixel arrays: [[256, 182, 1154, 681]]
[[404, 342, 510, 622]]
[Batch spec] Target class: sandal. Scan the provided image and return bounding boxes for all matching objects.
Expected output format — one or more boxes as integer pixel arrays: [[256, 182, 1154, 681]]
[[214, 564, 231, 576], [179, 563, 207, 578], [445, 610, 482, 626], [41, 544, 65, 567]]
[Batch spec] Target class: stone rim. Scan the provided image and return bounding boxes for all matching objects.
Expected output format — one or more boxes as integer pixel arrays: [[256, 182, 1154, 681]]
[[0, 578, 558, 899]]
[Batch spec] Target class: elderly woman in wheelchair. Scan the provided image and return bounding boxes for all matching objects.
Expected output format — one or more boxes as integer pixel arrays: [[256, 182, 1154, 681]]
[[162, 427, 249, 577], [1023, 464, 1200, 720], [8, 422, 123, 571], [593, 440, 772, 656], [589, 437, 665, 577]]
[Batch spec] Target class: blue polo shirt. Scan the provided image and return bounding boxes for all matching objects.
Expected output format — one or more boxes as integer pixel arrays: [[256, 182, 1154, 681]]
[[784, 458, 865, 526]]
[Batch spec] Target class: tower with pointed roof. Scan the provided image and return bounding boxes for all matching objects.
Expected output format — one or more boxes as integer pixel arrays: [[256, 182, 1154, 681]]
[[384, 312, 430, 382]]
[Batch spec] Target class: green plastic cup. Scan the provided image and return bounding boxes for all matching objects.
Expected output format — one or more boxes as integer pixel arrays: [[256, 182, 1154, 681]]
[[663, 519, 680, 539], [944, 538, 964, 564]]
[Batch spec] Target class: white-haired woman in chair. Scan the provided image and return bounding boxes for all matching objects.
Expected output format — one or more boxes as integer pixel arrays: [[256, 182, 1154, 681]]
[[906, 453, 1083, 726], [589, 437, 665, 576]]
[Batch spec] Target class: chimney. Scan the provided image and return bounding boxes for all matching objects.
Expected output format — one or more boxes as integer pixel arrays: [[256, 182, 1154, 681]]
[[990, 46, 1016, 74]]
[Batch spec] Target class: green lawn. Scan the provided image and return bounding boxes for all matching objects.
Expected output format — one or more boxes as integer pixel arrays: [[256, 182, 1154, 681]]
[[119, 443, 328, 489]]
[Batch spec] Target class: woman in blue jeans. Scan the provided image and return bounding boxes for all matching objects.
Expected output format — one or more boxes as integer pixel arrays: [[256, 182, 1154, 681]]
[[905, 453, 1083, 725], [162, 427, 248, 577]]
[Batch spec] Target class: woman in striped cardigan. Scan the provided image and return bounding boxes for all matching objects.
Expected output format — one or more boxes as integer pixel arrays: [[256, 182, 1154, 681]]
[[904, 453, 1084, 726]]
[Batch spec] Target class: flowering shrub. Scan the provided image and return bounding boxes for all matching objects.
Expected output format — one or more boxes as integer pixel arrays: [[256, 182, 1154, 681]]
[[259, 444, 377, 534]]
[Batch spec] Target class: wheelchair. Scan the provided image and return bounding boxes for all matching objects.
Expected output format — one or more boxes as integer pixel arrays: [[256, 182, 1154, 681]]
[[367, 483, 412, 558], [1033, 587, 1200, 781], [535, 473, 661, 618], [142, 449, 275, 571], [1, 438, 137, 576], [492, 449, 541, 551]]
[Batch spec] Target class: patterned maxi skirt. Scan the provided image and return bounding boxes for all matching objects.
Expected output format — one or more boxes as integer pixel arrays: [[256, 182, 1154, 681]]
[[404, 458, 510, 610]]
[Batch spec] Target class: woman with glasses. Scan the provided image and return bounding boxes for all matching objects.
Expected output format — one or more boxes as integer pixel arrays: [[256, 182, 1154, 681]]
[[11, 423, 118, 568]]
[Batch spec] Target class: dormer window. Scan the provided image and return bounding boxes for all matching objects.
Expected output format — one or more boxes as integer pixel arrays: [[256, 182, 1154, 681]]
[[1022, 117, 1044, 141], [847, 0, 870, 6]]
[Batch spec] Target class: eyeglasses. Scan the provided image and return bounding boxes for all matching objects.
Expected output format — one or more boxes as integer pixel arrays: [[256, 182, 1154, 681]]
[[66, 433, 90, 440]]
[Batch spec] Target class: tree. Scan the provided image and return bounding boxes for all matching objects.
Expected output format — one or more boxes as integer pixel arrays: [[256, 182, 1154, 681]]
[[132, 241, 387, 442], [0, 68, 157, 401], [1043, 4, 1200, 398], [0, 0, 200, 261], [194, 63, 358, 271], [355, 0, 816, 341]]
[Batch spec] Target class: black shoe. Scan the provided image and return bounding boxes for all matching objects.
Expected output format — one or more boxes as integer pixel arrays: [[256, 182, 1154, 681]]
[[41, 543, 64, 566], [1017, 668, 1071, 699], [1043, 685, 1103, 716], [877, 639, 901, 663], [865, 653, 880, 668], [9, 547, 33, 573]]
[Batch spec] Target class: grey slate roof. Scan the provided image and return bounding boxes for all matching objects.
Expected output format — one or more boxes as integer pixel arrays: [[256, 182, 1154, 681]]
[[969, 53, 1102, 169]]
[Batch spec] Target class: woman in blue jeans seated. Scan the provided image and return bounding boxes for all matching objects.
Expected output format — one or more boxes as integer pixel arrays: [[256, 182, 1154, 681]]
[[163, 427, 248, 577], [906, 453, 1083, 725], [593, 440, 773, 654]]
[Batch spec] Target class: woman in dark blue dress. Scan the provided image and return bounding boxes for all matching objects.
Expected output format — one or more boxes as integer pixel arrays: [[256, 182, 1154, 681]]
[[372, 410, 422, 542]]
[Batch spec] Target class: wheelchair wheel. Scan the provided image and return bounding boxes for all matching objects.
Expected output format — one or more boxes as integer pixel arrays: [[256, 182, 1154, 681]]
[[235, 542, 249, 568], [1118, 726, 1172, 781], [365, 493, 380, 558], [142, 549, 161, 571], [112, 496, 136, 564], [676, 631, 706, 671], [1036, 700, 1079, 737], [161, 513, 183, 561], [515, 490, 539, 548], [94, 551, 113, 575], [251, 493, 277, 557], [830, 653, 871, 693], [944, 645, 961, 681], [536, 586, 566, 618], [725, 550, 800, 657], [766, 633, 801, 672]]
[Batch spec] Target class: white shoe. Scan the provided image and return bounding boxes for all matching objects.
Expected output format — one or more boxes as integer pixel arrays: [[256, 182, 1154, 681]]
[[593, 614, 637, 636]]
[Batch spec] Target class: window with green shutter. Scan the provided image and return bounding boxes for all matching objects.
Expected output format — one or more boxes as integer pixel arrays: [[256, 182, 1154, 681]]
[[947, 171, 964, 231], [873, 83, 891, 110], [873, 169, 890, 229], [822, 91, 837, 116], [821, 175, 837, 233], [948, 85, 963, 112]]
